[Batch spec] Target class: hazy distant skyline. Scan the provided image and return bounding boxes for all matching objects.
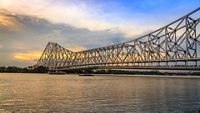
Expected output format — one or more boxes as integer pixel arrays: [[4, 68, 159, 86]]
[[0, 0, 200, 67]]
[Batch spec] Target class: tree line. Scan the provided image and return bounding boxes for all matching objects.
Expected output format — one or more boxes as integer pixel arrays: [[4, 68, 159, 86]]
[[0, 66, 47, 73], [0, 66, 199, 75]]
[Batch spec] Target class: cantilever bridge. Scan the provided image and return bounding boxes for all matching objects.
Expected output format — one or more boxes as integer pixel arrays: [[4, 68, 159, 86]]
[[36, 7, 200, 71]]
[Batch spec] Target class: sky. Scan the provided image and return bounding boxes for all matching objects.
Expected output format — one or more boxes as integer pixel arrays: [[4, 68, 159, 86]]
[[0, 0, 200, 67]]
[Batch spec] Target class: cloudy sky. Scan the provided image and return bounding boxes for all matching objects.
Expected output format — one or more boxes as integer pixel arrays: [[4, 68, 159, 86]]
[[0, 0, 200, 67]]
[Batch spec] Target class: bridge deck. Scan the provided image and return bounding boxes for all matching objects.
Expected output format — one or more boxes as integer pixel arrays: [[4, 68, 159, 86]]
[[36, 7, 200, 71]]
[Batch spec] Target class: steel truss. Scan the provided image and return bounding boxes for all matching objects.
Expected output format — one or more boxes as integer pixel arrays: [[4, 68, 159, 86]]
[[36, 7, 200, 70]]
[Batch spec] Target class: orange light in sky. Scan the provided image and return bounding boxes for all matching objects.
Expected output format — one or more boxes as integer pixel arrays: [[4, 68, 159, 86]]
[[0, 14, 17, 30], [14, 51, 42, 61], [68, 46, 86, 52]]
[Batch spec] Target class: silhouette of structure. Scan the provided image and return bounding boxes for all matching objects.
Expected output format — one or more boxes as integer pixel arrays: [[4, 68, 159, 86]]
[[36, 7, 200, 71]]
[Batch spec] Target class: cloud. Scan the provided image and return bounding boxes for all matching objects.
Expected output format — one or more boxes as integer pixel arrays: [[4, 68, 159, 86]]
[[0, 9, 129, 66], [0, 10, 19, 31], [0, 0, 199, 38], [0, 0, 162, 37], [1, 1, 199, 67]]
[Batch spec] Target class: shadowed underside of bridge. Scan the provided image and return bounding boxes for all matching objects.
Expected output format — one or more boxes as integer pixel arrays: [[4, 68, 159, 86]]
[[36, 7, 200, 71]]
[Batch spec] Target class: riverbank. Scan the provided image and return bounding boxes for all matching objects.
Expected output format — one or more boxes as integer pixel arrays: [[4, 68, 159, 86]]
[[0, 66, 47, 73], [1, 73, 200, 79], [1, 66, 200, 76], [64, 69, 200, 76], [93, 74, 200, 79]]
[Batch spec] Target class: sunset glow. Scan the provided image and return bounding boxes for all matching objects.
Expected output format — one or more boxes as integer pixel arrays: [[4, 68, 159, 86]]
[[14, 51, 42, 61], [0, 14, 17, 30], [0, 0, 200, 66]]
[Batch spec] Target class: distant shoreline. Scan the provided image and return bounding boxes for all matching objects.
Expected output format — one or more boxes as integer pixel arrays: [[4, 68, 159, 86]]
[[1, 71, 200, 75], [93, 74, 200, 79], [1, 66, 200, 76], [1, 73, 200, 79], [1, 72, 200, 76]]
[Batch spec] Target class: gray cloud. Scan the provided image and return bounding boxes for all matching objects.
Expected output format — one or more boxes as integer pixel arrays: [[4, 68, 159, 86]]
[[0, 9, 130, 67]]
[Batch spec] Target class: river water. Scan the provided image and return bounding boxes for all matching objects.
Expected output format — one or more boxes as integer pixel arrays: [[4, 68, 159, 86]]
[[0, 73, 200, 113]]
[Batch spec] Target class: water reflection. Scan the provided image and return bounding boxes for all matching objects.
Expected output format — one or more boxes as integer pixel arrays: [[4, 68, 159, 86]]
[[0, 73, 200, 113]]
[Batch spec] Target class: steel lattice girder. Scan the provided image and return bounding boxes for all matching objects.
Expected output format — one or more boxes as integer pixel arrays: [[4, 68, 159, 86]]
[[36, 7, 200, 70]]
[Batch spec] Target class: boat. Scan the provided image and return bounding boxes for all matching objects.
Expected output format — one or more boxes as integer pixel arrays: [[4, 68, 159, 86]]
[[48, 71, 66, 75], [79, 74, 94, 76]]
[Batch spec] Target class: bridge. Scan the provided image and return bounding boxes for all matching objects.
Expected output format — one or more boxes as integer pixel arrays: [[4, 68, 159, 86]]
[[36, 7, 200, 71]]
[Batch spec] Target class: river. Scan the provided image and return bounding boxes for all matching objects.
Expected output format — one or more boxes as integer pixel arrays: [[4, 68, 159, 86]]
[[0, 73, 200, 113]]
